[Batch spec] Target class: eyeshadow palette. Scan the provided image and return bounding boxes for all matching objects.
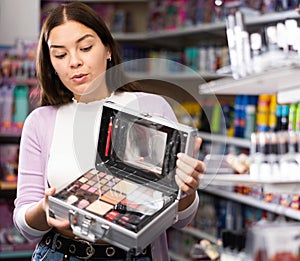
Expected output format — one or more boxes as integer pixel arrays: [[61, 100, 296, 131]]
[[49, 101, 198, 254]]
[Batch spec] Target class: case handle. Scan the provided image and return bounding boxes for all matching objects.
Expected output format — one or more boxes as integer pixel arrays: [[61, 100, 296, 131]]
[[69, 210, 110, 242]]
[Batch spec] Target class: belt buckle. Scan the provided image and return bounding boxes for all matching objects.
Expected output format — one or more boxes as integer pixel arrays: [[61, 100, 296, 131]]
[[76, 239, 95, 260]]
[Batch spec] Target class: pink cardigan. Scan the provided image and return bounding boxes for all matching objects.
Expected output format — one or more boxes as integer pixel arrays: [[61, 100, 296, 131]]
[[13, 92, 198, 261]]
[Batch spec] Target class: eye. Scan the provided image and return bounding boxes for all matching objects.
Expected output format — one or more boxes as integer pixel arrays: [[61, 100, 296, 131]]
[[54, 53, 66, 59], [81, 45, 92, 52]]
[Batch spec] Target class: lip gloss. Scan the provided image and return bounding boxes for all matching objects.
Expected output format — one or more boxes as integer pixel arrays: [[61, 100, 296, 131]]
[[105, 117, 113, 156]]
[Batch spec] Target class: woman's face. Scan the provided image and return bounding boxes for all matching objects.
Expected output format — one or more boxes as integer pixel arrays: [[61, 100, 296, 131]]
[[47, 20, 111, 101]]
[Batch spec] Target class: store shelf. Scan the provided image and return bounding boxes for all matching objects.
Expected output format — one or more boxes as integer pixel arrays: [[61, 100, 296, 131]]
[[245, 9, 300, 26], [0, 250, 33, 259], [0, 134, 21, 144], [201, 186, 300, 221], [126, 71, 226, 81], [200, 174, 300, 194], [0, 181, 17, 190], [115, 9, 300, 43], [0, 242, 36, 259], [181, 227, 218, 244], [169, 250, 190, 261], [198, 132, 250, 149], [126, 71, 229, 93], [198, 63, 300, 100]]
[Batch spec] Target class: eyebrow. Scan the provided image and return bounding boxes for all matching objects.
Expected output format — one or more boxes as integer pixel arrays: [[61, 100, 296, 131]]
[[49, 34, 95, 49]]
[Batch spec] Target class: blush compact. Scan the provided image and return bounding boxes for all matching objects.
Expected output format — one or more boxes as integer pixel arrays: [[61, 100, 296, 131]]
[[49, 101, 197, 254]]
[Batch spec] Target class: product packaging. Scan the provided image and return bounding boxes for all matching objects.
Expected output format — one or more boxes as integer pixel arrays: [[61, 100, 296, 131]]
[[49, 101, 197, 254]]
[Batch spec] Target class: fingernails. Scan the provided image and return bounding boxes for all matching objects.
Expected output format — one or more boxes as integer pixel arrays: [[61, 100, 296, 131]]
[[177, 153, 183, 158]]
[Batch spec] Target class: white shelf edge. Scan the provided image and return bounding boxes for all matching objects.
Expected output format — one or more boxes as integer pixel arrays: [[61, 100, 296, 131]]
[[199, 174, 300, 193], [181, 227, 218, 244], [245, 9, 300, 25], [277, 85, 300, 104], [125, 71, 228, 80], [198, 63, 300, 97], [198, 132, 250, 148], [200, 184, 300, 220]]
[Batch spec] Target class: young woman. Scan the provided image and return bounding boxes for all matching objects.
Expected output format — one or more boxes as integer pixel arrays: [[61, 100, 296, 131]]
[[13, 2, 205, 261]]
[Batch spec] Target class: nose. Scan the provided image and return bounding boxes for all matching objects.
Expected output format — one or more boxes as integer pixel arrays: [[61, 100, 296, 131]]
[[69, 52, 82, 68]]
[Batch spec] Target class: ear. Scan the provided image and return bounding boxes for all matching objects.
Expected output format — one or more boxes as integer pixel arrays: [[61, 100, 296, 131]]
[[106, 49, 112, 60]]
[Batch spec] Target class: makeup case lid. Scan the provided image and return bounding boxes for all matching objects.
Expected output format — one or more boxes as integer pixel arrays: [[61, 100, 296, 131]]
[[95, 101, 197, 195]]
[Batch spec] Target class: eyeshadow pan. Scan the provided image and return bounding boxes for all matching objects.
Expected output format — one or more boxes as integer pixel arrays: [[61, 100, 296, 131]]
[[78, 177, 88, 183], [87, 179, 96, 186], [113, 180, 138, 194], [86, 200, 113, 216], [77, 199, 90, 209], [106, 180, 116, 187], [100, 179, 108, 185], [84, 172, 94, 179], [98, 172, 106, 178], [101, 185, 110, 192], [105, 174, 113, 180], [88, 186, 97, 193], [101, 190, 126, 205], [66, 195, 78, 204], [80, 184, 90, 190], [92, 175, 99, 182]]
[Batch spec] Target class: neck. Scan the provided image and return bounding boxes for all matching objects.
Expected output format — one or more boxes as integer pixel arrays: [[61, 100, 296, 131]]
[[73, 86, 111, 103]]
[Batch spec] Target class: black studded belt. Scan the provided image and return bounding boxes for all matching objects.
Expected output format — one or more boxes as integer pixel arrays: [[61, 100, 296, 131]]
[[40, 229, 151, 260]]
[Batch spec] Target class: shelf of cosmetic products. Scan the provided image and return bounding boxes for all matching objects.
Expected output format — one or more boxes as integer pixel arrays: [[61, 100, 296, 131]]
[[198, 62, 300, 104], [168, 227, 219, 261], [200, 129, 300, 194], [200, 186, 300, 221], [114, 9, 300, 43]]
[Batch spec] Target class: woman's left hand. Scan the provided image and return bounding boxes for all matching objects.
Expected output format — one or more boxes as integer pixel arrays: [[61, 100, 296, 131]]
[[175, 137, 205, 196]]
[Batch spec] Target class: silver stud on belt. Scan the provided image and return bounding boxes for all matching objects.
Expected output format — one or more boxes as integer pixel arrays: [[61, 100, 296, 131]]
[[106, 246, 116, 257], [75, 239, 95, 260]]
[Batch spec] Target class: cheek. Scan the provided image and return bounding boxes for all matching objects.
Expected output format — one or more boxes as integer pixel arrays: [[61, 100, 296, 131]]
[[53, 62, 69, 78], [50, 56, 68, 76], [91, 58, 107, 75]]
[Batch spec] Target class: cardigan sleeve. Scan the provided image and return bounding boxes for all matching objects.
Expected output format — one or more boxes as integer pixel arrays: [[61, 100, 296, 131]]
[[13, 106, 56, 240]]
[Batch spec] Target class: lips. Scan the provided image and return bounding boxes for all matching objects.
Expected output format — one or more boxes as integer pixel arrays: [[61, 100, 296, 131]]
[[71, 73, 87, 79], [71, 73, 88, 83]]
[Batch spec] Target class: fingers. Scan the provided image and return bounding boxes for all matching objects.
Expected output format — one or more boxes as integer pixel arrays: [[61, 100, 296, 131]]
[[45, 187, 56, 197], [44, 187, 70, 229], [175, 168, 199, 194], [194, 137, 202, 157], [177, 153, 205, 174], [175, 153, 206, 195], [47, 217, 70, 230]]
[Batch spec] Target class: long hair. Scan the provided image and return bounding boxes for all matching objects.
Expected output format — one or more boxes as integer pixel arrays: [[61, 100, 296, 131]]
[[37, 2, 138, 106]]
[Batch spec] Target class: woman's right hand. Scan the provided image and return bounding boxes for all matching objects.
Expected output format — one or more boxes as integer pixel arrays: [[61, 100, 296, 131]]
[[43, 187, 70, 229]]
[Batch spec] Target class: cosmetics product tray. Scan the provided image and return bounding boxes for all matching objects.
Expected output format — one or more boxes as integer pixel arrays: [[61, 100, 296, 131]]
[[49, 101, 197, 254]]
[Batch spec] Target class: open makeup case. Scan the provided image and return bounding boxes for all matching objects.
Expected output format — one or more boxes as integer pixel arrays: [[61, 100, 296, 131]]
[[49, 101, 198, 254]]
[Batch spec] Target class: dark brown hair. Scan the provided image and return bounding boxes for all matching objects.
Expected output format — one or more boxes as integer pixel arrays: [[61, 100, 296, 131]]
[[37, 2, 137, 106]]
